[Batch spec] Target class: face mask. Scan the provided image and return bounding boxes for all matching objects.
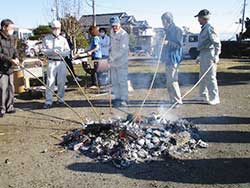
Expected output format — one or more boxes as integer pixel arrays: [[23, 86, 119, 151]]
[[100, 32, 105, 37], [52, 29, 61, 36], [7, 29, 14, 36]]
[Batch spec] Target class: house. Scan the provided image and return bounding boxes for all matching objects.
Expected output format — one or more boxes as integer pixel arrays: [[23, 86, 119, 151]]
[[79, 12, 153, 53], [79, 12, 137, 34]]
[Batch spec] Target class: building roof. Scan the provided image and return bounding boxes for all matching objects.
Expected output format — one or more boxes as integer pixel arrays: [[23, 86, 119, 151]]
[[79, 12, 145, 27], [79, 12, 137, 27]]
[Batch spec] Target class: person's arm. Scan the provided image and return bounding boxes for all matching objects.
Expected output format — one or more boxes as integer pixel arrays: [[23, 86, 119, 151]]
[[12, 38, 19, 60], [58, 37, 71, 57], [41, 36, 55, 56], [0, 45, 12, 64], [86, 37, 100, 55], [208, 26, 221, 63], [0, 42, 19, 66]]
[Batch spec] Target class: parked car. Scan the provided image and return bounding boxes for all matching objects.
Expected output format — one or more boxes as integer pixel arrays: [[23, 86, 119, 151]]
[[25, 40, 43, 57], [130, 46, 149, 57], [183, 33, 199, 59]]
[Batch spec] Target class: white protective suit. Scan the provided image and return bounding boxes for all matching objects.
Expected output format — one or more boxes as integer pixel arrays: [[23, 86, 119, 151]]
[[109, 28, 129, 101], [42, 34, 70, 105], [197, 23, 221, 104]]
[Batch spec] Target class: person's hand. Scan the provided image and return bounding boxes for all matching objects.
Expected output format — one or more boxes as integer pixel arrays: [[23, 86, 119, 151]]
[[87, 51, 92, 56], [108, 57, 113, 64], [11, 58, 20, 66], [213, 56, 219, 64], [53, 49, 60, 54], [195, 57, 200, 64]]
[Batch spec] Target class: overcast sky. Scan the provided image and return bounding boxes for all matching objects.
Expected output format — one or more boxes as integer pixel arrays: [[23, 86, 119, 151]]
[[0, 0, 248, 40]]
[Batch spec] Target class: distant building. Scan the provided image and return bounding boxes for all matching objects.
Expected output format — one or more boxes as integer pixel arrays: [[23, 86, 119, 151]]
[[79, 12, 153, 53], [79, 12, 137, 34]]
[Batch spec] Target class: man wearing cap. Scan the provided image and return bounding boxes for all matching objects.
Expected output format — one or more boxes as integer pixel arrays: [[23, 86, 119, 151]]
[[0, 19, 19, 117], [42, 20, 70, 109], [195, 9, 221, 105], [161, 12, 183, 106], [109, 16, 129, 107]]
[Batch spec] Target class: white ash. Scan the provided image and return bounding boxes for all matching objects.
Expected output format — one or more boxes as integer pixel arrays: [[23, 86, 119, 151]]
[[61, 115, 208, 168]]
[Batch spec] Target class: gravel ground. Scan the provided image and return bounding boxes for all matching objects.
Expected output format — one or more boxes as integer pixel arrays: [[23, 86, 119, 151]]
[[0, 59, 250, 188]]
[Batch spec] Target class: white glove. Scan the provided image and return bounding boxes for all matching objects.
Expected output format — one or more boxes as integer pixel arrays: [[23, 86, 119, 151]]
[[53, 49, 60, 54], [195, 56, 200, 64], [108, 57, 113, 64], [164, 40, 168, 45], [213, 56, 219, 64]]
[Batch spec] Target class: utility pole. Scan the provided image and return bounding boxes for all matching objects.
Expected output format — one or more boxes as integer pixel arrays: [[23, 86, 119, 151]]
[[92, 0, 96, 26], [55, 0, 59, 19], [241, 0, 247, 33], [78, 0, 81, 19]]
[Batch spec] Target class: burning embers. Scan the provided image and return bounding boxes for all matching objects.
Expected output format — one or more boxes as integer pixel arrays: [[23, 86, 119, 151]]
[[61, 115, 208, 168]]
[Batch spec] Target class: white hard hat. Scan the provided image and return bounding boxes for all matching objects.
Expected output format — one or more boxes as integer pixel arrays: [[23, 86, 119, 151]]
[[50, 20, 61, 28]]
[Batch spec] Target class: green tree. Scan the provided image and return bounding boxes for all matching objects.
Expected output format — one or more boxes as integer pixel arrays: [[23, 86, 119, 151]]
[[29, 25, 51, 40], [60, 16, 88, 51], [129, 33, 137, 50]]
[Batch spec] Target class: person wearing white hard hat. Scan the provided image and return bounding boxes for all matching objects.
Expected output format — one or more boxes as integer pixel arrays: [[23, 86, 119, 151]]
[[195, 9, 221, 105], [42, 20, 70, 109], [109, 16, 129, 107], [161, 12, 183, 107]]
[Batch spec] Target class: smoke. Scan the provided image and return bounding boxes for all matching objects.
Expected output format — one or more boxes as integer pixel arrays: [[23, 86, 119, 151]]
[[158, 103, 178, 121]]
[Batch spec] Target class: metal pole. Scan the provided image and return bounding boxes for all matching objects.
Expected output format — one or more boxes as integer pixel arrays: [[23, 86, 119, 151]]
[[241, 0, 247, 33], [93, 0, 96, 26], [55, 0, 59, 19]]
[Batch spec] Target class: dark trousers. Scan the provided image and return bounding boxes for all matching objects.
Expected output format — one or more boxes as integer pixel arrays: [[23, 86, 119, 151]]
[[0, 73, 15, 114], [65, 56, 76, 77]]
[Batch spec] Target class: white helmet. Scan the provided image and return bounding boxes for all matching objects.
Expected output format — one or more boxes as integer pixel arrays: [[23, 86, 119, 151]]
[[50, 20, 61, 28]]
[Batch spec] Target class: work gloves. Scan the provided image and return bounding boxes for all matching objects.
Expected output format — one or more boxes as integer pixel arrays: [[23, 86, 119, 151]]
[[195, 56, 200, 64], [213, 56, 219, 64]]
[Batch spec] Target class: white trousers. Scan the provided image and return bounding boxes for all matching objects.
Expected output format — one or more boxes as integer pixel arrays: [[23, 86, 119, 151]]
[[111, 65, 128, 101], [45, 60, 67, 105], [165, 64, 182, 104], [199, 49, 220, 102]]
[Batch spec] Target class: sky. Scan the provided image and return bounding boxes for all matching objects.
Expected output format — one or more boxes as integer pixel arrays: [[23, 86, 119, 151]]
[[0, 0, 248, 40]]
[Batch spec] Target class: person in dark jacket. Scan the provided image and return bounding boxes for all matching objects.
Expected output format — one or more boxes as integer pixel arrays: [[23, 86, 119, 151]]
[[60, 31, 82, 82], [0, 19, 20, 117]]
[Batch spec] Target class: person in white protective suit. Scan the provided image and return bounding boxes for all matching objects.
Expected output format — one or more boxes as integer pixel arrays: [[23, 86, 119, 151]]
[[195, 9, 221, 105], [42, 20, 70, 109], [109, 16, 129, 107]]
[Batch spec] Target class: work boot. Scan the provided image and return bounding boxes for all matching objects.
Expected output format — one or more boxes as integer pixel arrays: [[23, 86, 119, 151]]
[[75, 76, 82, 82], [56, 100, 64, 105], [112, 99, 121, 108], [0, 113, 4, 118], [43, 103, 52, 109], [120, 100, 128, 107], [6, 108, 16, 114], [208, 98, 220, 105]]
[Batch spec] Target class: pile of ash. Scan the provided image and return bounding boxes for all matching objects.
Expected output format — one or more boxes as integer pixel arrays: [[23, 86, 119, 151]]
[[61, 115, 208, 168]]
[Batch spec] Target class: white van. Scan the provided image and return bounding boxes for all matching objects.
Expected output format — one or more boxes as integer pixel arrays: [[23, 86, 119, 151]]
[[13, 28, 33, 41], [183, 33, 199, 59]]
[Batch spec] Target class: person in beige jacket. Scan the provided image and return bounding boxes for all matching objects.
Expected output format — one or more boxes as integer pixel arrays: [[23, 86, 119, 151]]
[[195, 9, 221, 105]]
